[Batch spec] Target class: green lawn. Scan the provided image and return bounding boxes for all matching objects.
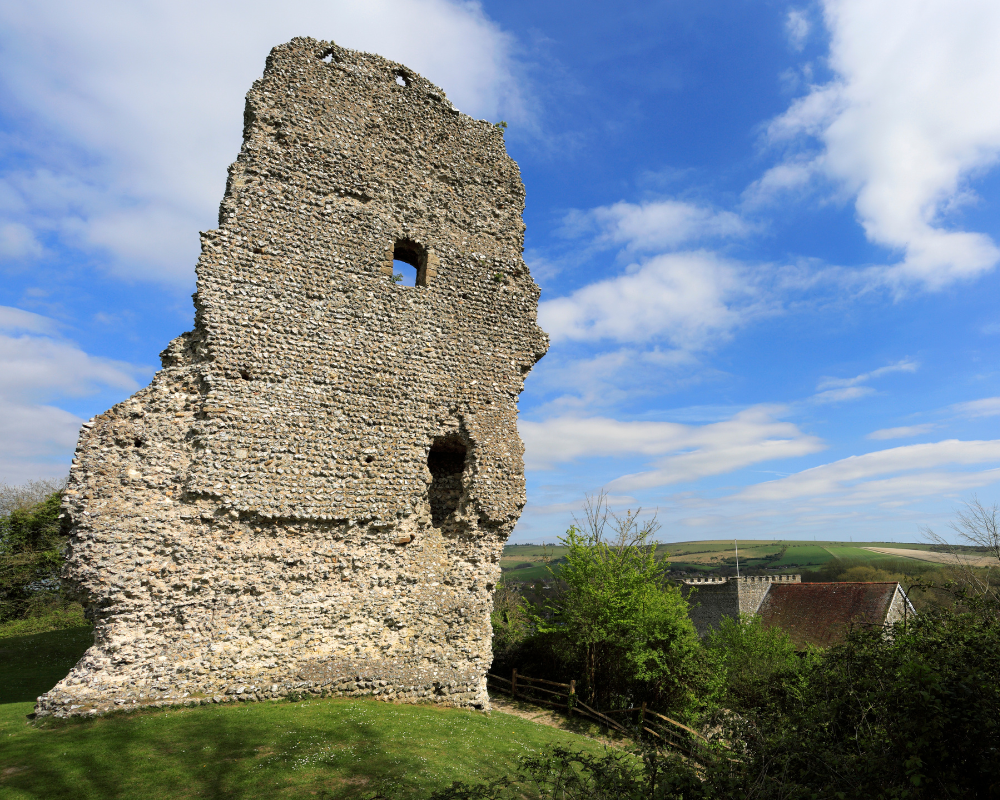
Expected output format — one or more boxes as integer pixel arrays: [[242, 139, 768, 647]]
[[0, 628, 601, 799]]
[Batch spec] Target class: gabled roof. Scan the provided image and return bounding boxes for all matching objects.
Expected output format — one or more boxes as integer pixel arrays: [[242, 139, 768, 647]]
[[757, 582, 901, 648]]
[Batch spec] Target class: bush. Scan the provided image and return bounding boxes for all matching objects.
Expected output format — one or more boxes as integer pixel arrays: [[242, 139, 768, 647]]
[[427, 743, 725, 800], [703, 614, 811, 715], [490, 581, 533, 661], [727, 600, 1000, 798]]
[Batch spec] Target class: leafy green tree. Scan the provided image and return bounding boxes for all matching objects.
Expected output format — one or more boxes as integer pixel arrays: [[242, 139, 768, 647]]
[[490, 581, 533, 661], [703, 614, 813, 714], [0, 481, 67, 622], [537, 493, 706, 713]]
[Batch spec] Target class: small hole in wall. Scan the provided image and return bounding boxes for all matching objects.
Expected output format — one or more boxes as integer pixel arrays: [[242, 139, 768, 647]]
[[395, 74, 408, 87], [134, 437, 144, 448], [393, 259, 417, 287], [323, 53, 333, 63], [239, 369, 252, 380], [365, 455, 375, 464], [392, 239, 427, 287]]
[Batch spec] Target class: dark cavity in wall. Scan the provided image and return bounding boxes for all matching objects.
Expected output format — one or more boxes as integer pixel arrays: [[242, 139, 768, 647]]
[[428, 436, 467, 526]]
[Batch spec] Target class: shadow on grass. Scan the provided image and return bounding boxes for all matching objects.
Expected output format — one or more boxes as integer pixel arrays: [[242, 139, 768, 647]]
[[0, 699, 407, 799], [0, 625, 93, 704]]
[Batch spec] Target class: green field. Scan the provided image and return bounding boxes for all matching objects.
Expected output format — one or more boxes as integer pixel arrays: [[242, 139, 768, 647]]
[[501, 539, 940, 580], [0, 627, 600, 799]]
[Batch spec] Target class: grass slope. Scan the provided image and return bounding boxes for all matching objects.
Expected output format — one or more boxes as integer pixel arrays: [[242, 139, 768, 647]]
[[0, 628, 601, 799]]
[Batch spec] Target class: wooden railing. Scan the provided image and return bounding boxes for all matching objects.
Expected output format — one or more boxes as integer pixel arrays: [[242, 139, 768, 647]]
[[486, 669, 712, 762]]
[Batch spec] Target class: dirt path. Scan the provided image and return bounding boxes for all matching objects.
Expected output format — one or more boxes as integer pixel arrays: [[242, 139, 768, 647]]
[[488, 693, 628, 747]]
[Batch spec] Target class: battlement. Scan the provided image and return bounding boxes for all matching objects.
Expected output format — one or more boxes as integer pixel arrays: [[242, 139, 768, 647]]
[[741, 574, 801, 583], [681, 574, 801, 585]]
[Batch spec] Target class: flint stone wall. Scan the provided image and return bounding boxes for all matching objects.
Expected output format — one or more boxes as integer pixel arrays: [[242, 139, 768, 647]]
[[36, 37, 547, 718]]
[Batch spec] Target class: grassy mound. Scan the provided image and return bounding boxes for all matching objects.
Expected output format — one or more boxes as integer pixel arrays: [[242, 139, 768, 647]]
[[0, 627, 601, 799]]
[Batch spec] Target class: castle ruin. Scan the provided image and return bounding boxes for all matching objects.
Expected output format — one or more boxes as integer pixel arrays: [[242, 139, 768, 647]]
[[36, 37, 547, 717]]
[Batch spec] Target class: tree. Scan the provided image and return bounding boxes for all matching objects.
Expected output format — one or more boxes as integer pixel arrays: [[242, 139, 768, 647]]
[[921, 494, 1000, 600], [490, 581, 533, 662], [0, 480, 68, 622], [537, 493, 705, 713], [703, 614, 812, 715]]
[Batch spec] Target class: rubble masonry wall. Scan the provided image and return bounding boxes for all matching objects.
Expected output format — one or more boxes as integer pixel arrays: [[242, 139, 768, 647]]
[[36, 37, 547, 718]]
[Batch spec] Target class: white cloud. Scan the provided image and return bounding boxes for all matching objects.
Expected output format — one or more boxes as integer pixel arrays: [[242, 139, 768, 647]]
[[737, 439, 1000, 503], [0, 399, 86, 484], [0, 222, 44, 260], [0, 0, 523, 283], [811, 386, 874, 404], [0, 306, 59, 335], [810, 358, 917, 402], [520, 405, 825, 488], [816, 359, 918, 390], [785, 9, 810, 51], [952, 397, 1000, 418], [825, 468, 1000, 506], [563, 199, 751, 254], [538, 251, 762, 346], [867, 423, 936, 440], [759, 0, 1000, 288], [0, 305, 147, 483]]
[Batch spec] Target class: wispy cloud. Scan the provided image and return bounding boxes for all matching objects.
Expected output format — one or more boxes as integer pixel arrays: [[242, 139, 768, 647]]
[[785, 9, 810, 51], [521, 405, 825, 487], [561, 199, 752, 254], [811, 386, 875, 404], [952, 397, 1000, 418], [810, 359, 918, 403], [867, 423, 936, 440], [736, 439, 1000, 503]]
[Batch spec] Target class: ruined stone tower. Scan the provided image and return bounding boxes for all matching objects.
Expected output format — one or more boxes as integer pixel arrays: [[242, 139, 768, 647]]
[[36, 38, 547, 717]]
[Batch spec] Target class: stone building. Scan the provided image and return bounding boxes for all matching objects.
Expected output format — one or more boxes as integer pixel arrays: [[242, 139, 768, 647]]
[[682, 575, 914, 647], [36, 37, 547, 718]]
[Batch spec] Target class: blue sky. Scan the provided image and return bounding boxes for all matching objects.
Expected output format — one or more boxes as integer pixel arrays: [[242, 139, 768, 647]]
[[3, 0, 1000, 544]]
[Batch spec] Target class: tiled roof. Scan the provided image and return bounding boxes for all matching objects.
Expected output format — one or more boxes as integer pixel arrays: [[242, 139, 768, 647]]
[[757, 582, 900, 648]]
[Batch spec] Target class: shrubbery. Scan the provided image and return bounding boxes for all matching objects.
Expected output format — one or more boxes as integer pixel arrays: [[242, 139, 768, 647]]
[[493, 494, 710, 716], [478, 595, 1000, 798], [484, 495, 1000, 799], [0, 480, 77, 628]]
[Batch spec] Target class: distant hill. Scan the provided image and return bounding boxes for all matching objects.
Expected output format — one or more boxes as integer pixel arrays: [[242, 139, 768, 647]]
[[500, 539, 945, 582]]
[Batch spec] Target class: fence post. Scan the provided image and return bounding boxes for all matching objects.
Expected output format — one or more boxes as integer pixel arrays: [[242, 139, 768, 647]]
[[568, 680, 575, 717], [640, 701, 646, 729], [512, 668, 517, 699]]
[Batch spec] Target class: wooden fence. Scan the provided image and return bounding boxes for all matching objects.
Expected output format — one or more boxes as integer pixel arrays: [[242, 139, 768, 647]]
[[486, 669, 712, 762]]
